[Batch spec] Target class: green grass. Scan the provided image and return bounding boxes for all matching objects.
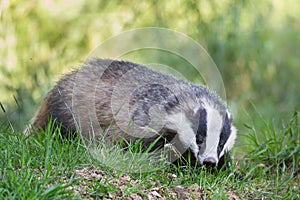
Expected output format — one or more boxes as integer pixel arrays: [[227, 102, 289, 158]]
[[1, 1, 299, 198], [0, 113, 299, 199], [1, 0, 300, 130]]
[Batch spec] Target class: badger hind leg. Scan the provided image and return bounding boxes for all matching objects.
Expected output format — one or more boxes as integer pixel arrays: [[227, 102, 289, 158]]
[[24, 96, 51, 136]]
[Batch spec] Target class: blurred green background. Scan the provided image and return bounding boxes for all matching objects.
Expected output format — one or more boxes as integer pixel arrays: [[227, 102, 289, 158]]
[[1, 0, 299, 133]]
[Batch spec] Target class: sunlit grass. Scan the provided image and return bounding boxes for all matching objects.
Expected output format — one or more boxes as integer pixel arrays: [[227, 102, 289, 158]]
[[0, 113, 299, 199]]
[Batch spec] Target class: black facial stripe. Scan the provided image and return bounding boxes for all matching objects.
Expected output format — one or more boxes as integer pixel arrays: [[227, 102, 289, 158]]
[[196, 108, 207, 146], [217, 114, 231, 156]]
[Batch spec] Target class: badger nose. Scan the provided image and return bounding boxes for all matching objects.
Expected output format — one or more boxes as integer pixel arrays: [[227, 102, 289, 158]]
[[203, 157, 217, 167]]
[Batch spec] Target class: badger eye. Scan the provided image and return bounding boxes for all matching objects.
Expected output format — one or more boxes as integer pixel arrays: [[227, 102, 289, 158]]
[[196, 135, 204, 144], [197, 142, 203, 148], [197, 138, 206, 155]]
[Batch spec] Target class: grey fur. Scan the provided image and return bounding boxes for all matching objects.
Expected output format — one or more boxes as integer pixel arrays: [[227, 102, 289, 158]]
[[30, 58, 236, 167]]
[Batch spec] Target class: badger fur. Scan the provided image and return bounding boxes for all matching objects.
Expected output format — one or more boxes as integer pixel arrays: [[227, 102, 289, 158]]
[[29, 59, 237, 168]]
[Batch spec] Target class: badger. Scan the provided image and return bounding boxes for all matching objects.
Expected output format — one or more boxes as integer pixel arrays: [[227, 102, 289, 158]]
[[28, 59, 237, 168]]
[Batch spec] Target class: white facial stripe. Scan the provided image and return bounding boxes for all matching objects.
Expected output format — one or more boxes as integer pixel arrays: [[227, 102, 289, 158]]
[[166, 112, 199, 157], [219, 125, 237, 157], [200, 104, 223, 163]]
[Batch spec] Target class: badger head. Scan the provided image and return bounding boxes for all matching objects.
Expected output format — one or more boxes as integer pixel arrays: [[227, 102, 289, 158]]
[[193, 105, 237, 167], [165, 102, 237, 168]]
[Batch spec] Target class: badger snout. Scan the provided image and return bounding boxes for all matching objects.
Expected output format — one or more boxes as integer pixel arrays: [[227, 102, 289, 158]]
[[202, 157, 218, 167]]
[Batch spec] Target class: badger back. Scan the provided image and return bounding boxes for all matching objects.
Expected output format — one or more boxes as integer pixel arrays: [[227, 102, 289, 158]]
[[30, 59, 196, 138]]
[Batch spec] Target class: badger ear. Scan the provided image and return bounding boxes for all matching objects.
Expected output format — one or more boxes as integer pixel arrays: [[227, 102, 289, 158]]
[[226, 110, 233, 123], [226, 125, 237, 151]]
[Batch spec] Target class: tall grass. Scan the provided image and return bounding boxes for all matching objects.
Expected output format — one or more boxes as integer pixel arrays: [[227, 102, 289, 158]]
[[243, 112, 299, 174], [0, 112, 299, 199]]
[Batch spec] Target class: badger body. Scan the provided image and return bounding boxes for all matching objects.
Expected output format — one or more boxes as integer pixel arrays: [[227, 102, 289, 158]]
[[30, 59, 237, 167]]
